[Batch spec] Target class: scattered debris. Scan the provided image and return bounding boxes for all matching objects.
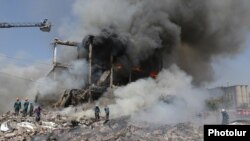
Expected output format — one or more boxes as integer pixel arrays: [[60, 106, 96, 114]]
[[17, 122, 36, 132], [229, 120, 250, 125], [3, 109, 249, 140], [0, 120, 12, 132], [0, 110, 205, 141]]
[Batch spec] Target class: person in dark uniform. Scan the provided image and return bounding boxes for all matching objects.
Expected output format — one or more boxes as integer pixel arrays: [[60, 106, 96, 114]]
[[221, 109, 229, 125], [23, 98, 29, 117], [104, 105, 110, 121], [14, 98, 21, 116], [94, 106, 100, 121]]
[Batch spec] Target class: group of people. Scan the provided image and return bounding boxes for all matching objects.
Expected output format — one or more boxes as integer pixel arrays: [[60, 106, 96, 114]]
[[94, 105, 109, 121], [14, 98, 42, 122]]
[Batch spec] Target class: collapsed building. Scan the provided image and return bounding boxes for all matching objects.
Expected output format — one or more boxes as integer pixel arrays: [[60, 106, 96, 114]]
[[45, 30, 163, 107], [34, 0, 250, 110]]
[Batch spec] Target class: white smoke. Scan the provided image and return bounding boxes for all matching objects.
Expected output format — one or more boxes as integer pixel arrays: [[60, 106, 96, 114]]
[[73, 65, 210, 124], [56, 0, 249, 125], [59, 0, 139, 40], [29, 59, 89, 104], [0, 56, 49, 113]]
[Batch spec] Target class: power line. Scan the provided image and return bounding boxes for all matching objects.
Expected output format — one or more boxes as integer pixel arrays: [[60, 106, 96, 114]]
[[0, 53, 52, 66], [0, 71, 69, 90], [1, 60, 50, 71], [0, 53, 73, 70], [0, 71, 38, 83]]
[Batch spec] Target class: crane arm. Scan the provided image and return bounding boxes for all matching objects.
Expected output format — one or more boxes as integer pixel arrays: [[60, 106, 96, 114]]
[[0, 19, 51, 32]]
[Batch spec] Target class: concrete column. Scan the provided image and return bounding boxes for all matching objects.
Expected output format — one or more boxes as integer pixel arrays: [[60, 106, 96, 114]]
[[236, 86, 242, 107], [88, 42, 93, 103]]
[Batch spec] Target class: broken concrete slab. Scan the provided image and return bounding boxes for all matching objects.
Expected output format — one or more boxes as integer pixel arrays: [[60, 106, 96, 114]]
[[0, 120, 12, 132]]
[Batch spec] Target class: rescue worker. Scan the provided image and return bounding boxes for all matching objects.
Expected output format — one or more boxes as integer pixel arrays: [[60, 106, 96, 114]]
[[104, 105, 110, 121], [221, 109, 229, 125], [34, 106, 42, 122], [94, 105, 100, 121], [23, 98, 29, 117], [14, 98, 21, 116], [29, 102, 34, 116]]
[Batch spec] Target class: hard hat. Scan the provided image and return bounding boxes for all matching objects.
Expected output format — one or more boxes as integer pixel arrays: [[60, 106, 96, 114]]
[[221, 109, 225, 112]]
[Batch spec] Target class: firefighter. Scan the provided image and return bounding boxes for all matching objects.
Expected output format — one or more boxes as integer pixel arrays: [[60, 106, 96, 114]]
[[23, 98, 29, 117], [29, 102, 34, 116], [221, 109, 229, 125], [34, 106, 42, 122], [14, 98, 21, 116], [94, 105, 100, 121], [104, 105, 110, 121]]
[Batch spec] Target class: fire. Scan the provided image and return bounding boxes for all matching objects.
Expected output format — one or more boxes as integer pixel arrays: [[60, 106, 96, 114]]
[[149, 71, 158, 79], [115, 64, 123, 70], [131, 67, 144, 72]]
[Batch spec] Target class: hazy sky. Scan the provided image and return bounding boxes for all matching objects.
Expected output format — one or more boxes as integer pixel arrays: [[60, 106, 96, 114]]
[[0, 0, 250, 88]]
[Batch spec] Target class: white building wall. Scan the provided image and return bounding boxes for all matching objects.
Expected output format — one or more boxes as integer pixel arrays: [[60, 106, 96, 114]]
[[236, 86, 242, 107], [241, 85, 247, 104], [209, 85, 250, 108]]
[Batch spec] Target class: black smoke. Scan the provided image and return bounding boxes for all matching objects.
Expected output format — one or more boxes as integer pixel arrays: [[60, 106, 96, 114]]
[[70, 0, 250, 85]]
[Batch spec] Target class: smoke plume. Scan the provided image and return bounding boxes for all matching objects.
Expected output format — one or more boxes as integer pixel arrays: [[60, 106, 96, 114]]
[[0, 55, 88, 113], [60, 0, 250, 85], [70, 65, 210, 124], [0, 56, 48, 113], [56, 0, 250, 124], [29, 59, 88, 105]]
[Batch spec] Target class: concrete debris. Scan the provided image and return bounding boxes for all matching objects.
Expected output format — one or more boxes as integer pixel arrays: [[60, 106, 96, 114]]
[[0, 110, 206, 141], [0, 120, 11, 132], [17, 122, 36, 132], [229, 120, 250, 125], [41, 121, 58, 130]]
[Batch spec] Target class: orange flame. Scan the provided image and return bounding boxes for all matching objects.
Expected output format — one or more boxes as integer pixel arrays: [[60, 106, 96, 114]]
[[115, 64, 123, 70], [149, 71, 158, 79], [132, 67, 144, 72]]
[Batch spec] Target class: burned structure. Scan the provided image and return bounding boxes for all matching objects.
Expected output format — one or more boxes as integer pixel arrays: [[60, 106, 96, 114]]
[[52, 30, 163, 107], [42, 0, 250, 108]]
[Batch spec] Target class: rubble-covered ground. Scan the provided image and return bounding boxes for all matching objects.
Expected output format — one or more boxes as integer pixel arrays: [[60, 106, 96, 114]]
[[0, 110, 204, 141]]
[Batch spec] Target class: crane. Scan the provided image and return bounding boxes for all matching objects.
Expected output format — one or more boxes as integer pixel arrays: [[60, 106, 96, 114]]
[[0, 19, 51, 32]]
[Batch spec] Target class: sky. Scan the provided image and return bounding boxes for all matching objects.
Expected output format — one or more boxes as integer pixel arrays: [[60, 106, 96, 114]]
[[0, 0, 250, 89], [211, 33, 250, 88], [0, 0, 74, 62]]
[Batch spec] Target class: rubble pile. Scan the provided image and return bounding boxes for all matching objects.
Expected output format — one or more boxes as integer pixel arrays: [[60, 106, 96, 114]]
[[0, 110, 203, 141], [0, 110, 69, 141]]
